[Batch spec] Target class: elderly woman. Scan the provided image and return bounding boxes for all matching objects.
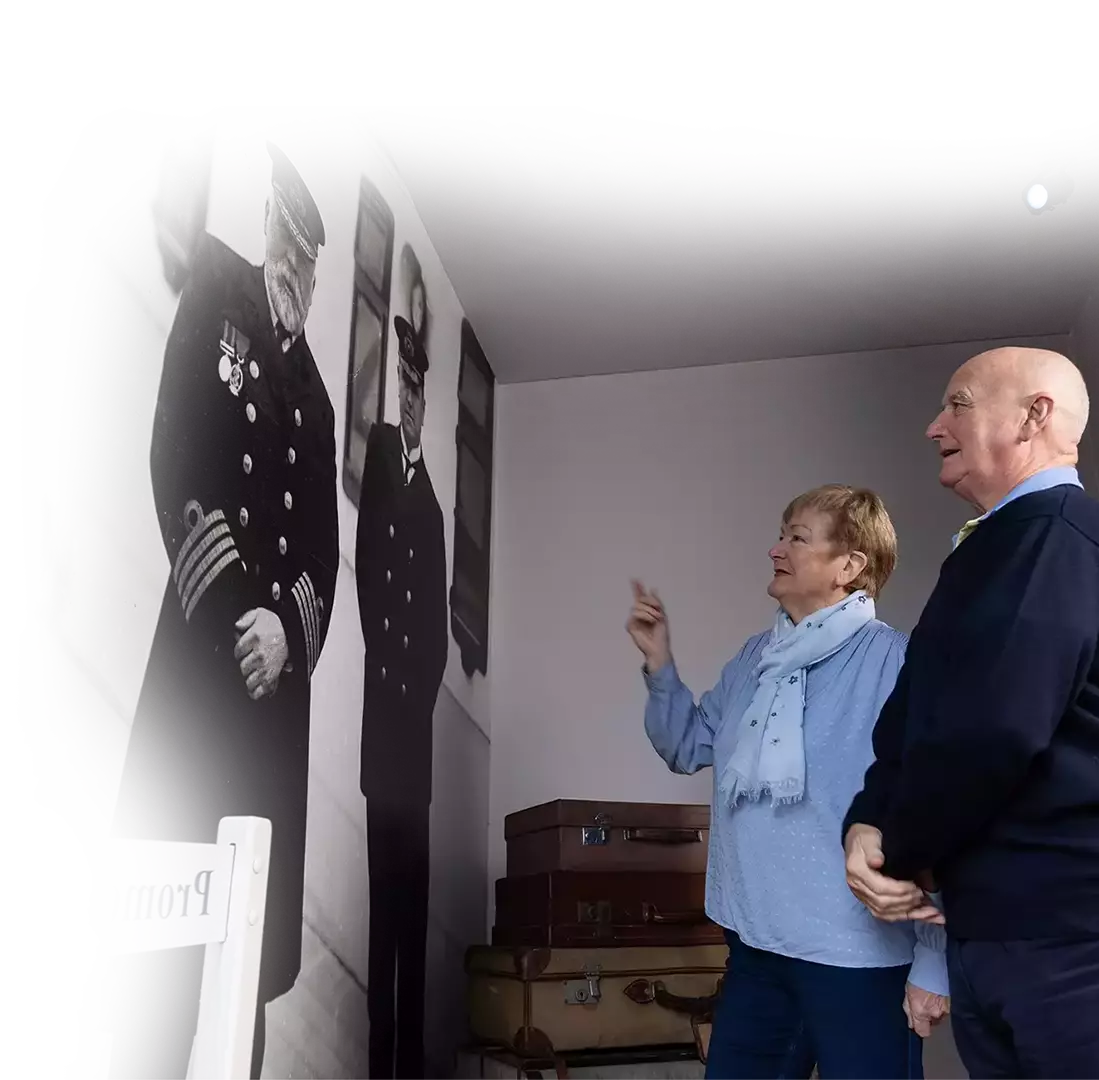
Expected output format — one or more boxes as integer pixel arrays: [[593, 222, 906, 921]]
[[628, 485, 948, 1080]]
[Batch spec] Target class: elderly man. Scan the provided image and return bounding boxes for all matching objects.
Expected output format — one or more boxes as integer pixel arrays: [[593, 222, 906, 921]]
[[843, 346, 1099, 1077], [109, 144, 339, 1079]]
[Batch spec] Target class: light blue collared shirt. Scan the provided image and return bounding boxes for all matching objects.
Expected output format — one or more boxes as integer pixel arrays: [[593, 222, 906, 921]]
[[952, 466, 1083, 548], [644, 621, 949, 994]]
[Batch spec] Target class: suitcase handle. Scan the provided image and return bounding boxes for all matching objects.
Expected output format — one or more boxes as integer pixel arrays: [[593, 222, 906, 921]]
[[623, 827, 703, 845], [623, 977, 722, 1018], [641, 902, 707, 926]]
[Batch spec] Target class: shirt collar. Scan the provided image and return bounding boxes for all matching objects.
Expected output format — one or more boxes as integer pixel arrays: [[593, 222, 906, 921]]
[[400, 426, 422, 466], [952, 465, 1082, 548]]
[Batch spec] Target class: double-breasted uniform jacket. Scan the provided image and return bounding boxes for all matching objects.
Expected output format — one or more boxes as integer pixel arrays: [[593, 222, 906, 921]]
[[355, 422, 448, 808], [112, 231, 339, 1003]]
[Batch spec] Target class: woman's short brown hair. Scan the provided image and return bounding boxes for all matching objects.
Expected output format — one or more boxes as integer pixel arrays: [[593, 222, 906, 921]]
[[782, 484, 898, 599]]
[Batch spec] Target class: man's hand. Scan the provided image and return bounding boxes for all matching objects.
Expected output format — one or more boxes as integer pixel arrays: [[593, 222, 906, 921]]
[[234, 608, 289, 701], [844, 824, 944, 924], [904, 982, 950, 1039]]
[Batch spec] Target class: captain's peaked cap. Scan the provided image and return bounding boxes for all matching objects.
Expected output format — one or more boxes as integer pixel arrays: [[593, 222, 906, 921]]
[[267, 141, 325, 260]]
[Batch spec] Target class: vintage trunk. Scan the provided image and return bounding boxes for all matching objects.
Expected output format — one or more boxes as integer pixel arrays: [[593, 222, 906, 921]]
[[465, 943, 728, 1056], [493, 870, 723, 947], [504, 800, 711, 877]]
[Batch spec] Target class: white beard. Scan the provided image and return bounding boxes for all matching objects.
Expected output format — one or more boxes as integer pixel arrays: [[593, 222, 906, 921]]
[[265, 259, 306, 335]]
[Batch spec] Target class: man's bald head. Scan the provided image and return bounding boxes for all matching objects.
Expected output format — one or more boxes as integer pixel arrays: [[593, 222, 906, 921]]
[[926, 346, 1089, 512]]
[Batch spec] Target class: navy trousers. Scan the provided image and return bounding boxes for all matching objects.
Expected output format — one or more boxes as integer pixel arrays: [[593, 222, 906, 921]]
[[705, 931, 923, 1080], [948, 936, 1099, 1078]]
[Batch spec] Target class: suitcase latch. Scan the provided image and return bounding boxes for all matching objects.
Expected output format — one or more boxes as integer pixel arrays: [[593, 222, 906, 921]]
[[581, 826, 609, 846], [564, 965, 602, 1005]]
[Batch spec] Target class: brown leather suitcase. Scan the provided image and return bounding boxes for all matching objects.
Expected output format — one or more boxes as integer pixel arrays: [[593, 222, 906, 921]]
[[465, 943, 727, 1056], [493, 870, 723, 947], [504, 800, 711, 877]]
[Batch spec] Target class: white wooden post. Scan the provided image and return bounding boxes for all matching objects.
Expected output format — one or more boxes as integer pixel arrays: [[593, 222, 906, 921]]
[[187, 816, 271, 1080]]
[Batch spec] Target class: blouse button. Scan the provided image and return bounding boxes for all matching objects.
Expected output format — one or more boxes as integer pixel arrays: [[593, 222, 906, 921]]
[[278, 536, 287, 555], [271, 582, 281, 601], [246, 403, 256, 423], [287, 447, 296, 465], [284, 491, 293, 510], [249, 360, 260, 379], [242, 453, 252, 475], [294, 408, 302, 427], [239, 507, 249, 527]]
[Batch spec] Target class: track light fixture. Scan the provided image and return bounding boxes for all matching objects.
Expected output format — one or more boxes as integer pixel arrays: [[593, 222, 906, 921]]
[[1024, 152, 1077, 216]]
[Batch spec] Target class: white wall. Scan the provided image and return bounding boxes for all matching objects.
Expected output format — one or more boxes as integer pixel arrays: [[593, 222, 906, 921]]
[[487, 332, 1073, 894], [1071, 284, 1099, 493]]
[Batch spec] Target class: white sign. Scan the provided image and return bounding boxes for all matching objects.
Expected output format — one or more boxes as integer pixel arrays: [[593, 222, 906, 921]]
[[102, 838, 234, 954]]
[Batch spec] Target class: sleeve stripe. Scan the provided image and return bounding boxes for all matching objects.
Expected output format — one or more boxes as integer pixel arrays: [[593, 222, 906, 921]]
[[184, 549, 240, 623], [176, 522, 232, 600], [300, 571, 320, 649], [292, 578, 317, 675], [180, 537, 237, 616], [174, 509, 228, 585]]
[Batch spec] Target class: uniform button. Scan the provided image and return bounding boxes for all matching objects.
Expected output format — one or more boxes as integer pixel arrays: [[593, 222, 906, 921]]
[[406, 589, 412, 604], [249, 360, 260, 379], [278, 536, 287, 555], [241, 561, 247, 574], [294, 408, 302, 427], [389, 524, 395, 539], [243, 453, 253, 475], [287, 447, 296, 465], [381, 666, 387, 680], [401, 684, 407, 696], [239, 507, 249, 527], [408, 547, 414, 560], [272, 582, 281, 602], [284, 491, 293, 510], [246, 403, 256, 423], [403, 635, 408, 649], [384, 617, 389, 631], [386, 570, 392, 583]]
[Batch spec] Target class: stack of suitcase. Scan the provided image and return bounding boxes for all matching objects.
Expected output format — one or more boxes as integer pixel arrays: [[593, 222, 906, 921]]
[[466, 800, 728, 1066]]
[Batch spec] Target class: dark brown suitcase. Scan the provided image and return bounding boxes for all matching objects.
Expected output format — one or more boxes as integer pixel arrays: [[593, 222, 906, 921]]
[[493, 870, 723, 947], [504, 800, 710, 877]]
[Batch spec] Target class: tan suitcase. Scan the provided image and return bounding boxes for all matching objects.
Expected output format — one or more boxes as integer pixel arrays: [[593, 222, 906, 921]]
[[504, 800, 711, 877], [465, 943, 727, 1056]]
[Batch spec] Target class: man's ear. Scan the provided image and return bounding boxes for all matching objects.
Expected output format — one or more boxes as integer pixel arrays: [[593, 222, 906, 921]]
[[1022, 394, 1054, 441]]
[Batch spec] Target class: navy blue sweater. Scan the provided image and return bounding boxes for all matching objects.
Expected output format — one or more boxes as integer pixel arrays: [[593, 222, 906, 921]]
[[844, 484, 1099, 940]]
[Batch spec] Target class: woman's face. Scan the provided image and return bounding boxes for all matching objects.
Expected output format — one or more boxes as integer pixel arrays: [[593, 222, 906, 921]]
[[766, 508, 861, 621]]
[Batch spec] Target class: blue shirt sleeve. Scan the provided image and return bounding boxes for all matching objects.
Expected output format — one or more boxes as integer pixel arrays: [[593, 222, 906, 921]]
[[908, 914, 949, 996], [882, 517, 1099, 879], [643, 645, 750, 775]]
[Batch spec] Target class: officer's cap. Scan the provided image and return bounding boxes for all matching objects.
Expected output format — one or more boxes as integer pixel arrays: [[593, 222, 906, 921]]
[[267, 142, 325, 261], [395, 315, 429, 387]]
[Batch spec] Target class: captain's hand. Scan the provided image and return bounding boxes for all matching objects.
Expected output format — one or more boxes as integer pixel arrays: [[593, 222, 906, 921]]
[[234, 608, 288, 700]]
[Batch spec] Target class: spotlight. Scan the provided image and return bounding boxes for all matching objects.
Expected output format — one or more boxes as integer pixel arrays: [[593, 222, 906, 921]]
[[1024, 151, 1077, 215]]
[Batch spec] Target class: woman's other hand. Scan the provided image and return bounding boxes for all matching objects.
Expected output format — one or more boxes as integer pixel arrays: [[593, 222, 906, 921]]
[[627, 579, 671, 673], [904, 982, 950, 1038]]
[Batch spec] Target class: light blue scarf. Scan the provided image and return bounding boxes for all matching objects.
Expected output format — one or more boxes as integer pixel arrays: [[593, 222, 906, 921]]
[[719, 591, 875, 809]]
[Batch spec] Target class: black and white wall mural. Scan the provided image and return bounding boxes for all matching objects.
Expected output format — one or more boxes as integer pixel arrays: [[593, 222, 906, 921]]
[[78, 120, 495, 1079]]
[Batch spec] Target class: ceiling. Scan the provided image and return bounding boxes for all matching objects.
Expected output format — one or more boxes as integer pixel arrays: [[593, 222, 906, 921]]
[[373, 108, 1099, 384]]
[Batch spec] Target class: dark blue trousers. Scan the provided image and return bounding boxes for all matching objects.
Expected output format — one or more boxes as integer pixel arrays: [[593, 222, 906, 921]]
[[705, 931, 923, 1080], [948, 936, 1099, 1078]]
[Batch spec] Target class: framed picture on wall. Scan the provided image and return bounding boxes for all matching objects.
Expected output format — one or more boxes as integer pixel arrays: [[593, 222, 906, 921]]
[[451, 318, 495, 677], [343, 177, 395, 507], [151, 130, 212, 295]]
